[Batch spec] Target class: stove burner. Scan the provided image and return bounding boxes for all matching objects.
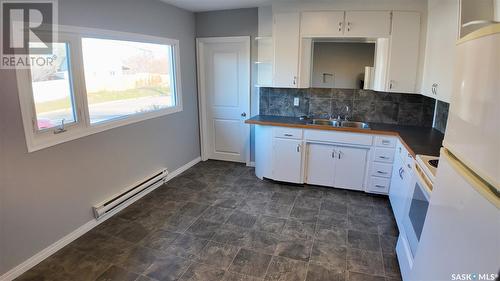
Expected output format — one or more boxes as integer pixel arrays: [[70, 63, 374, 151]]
[[428, 159, 439, 168]]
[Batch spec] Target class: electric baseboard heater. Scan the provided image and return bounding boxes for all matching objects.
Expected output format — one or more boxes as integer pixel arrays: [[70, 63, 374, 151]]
[[92, 169, 168, 220]]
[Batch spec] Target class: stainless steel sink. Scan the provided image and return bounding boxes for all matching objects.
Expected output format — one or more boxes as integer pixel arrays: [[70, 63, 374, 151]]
[[340, 121, 370, 129], [308, 119, 370, 129], [310, 119, 341, 126]]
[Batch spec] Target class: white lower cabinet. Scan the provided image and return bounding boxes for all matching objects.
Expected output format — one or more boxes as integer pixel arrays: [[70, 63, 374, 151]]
[[256, 125, 403, 194], [333, 146, 369, 191], [272, 138, 303, 183], [306, 143, 368, 191], [306, 143, 336, 187]]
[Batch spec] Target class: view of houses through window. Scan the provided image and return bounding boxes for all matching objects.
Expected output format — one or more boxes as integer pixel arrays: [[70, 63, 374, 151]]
[[81, 38, 176, 124]]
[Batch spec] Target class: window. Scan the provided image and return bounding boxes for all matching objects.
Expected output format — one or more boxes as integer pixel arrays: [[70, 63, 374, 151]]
[[17, 27, 182, 152], [30, 42, 77, 130], [81, 38, 177, 124]]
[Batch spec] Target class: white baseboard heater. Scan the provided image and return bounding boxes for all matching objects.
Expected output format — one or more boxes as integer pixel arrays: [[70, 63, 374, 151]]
[[92, 168, 168, 220]]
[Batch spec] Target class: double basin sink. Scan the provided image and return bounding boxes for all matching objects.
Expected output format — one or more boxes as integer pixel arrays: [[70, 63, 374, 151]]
[[307, 119, 370, 129]]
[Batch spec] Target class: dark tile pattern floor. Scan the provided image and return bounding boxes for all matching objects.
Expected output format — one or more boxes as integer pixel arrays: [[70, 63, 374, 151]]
[[17, 161, 401, 281]]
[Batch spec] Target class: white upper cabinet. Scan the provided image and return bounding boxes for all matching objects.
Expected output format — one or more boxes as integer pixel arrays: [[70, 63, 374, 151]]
[[300, 11, 345, 37], [273, 12, 300, 88], [385, 11, 421, 93], [422, 0, 459, 103], [344, 11, 391, 38]]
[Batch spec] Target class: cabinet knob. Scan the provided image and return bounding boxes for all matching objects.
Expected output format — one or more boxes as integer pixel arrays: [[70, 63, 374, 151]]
[[241, 112, 247, 117], [347, 22, 351, 32], [293, 76, 297, 86], [338, 22, 342, 32], [296, 144, 301, 152]]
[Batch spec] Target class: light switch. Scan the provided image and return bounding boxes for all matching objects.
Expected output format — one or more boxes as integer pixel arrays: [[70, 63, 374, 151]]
[[293, 97, 300, 107]]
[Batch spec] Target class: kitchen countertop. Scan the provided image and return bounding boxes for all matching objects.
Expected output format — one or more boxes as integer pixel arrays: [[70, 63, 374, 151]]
[[245, 115, 445, 157]]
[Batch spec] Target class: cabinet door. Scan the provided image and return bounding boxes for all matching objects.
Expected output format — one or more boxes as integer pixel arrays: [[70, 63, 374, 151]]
[[273, 12, 300, 88], [305, 143, 336, 187], [272, 138, 303, 183], [389, 152, 411, 227], [344, 11, 391, 37], [334, 146, 368, 191], [386, 12, 421, 93], [421, 0, 459, 102], [300, 11, 345, 37]]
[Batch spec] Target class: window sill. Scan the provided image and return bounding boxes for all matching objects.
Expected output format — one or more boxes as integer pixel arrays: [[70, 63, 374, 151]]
[[25, 105, 182, 153]]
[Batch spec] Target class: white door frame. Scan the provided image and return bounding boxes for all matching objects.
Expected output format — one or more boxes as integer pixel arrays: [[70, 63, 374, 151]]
[[196, 36, 251, 165]]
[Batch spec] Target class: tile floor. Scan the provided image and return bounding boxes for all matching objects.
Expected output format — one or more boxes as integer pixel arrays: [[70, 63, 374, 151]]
[[17, 160, 401, 281]]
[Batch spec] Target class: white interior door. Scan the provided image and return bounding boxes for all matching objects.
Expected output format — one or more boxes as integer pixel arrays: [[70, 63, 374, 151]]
[[197, 37, 250, 163]]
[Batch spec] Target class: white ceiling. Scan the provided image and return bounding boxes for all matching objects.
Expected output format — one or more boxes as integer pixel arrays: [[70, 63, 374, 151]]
[[159, 0, 271, 12]]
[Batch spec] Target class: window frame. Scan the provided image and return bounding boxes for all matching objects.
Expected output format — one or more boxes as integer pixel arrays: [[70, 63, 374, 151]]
[[16, 25, 183, 152]]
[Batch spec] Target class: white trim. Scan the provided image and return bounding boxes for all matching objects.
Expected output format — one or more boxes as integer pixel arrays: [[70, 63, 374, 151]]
[[196, 36, 251, 165], [16, 24, 183, 153], [0, 156, 201, 281]]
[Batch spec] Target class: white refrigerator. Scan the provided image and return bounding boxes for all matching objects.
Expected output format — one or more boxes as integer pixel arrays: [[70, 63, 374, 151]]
[[410, 24, 500, 280]]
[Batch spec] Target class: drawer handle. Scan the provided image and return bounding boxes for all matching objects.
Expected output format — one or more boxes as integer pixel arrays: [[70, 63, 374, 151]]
[[379, 156, 389, 159], [377, 171, 388, 174], [382, 140, 391, 145], [375, 185, 386, 188], [284, 134, 293, 137]]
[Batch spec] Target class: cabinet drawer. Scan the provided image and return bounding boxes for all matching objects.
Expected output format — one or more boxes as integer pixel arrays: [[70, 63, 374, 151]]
[[273, 127, 303, 139], [374, 147, 395, 163], [304, 130, 373, 146], [367, 176, 391, 194], [371, 162, 393, 178], [375, 136, 397, 148]]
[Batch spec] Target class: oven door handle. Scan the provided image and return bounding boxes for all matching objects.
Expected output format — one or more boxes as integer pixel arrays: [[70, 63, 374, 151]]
[[413, 163, 433, 196]]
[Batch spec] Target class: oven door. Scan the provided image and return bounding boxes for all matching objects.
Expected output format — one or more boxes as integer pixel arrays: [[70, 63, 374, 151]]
[[402, 163, 432, 258]]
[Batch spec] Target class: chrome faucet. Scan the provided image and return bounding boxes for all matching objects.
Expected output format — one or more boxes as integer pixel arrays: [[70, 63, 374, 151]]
[[332, 105, 350, 121], [343, 105, 350, 121]]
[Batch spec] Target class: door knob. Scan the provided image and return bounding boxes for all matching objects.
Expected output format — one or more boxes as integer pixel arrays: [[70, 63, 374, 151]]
[[241, 112, 247, 117]]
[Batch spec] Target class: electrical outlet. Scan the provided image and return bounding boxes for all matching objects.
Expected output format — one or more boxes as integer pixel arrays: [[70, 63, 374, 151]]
[[293, 97, 300, 107]]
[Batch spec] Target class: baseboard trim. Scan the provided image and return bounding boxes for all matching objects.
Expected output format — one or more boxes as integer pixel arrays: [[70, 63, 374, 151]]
[[0, 156, 201, 281]]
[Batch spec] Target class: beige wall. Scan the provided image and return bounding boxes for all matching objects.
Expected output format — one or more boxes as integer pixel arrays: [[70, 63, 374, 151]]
[[0, 0, 198, 275], [312, 42, 375, 89]]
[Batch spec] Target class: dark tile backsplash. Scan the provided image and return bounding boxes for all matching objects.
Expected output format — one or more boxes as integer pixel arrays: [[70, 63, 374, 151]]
[[433, 100, 449, 133], [259, 88, 436, 127]]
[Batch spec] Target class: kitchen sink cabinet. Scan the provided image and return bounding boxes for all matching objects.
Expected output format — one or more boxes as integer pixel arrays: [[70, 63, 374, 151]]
[[305, 143, 336, 187], [333, 145, 369, 191], [306, 143, 368, 191]]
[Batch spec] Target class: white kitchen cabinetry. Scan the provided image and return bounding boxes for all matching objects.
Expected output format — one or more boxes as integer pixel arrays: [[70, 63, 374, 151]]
[[421, 0, 459, 102], [344, 11, 391, 38], [273, 12, 300, 88], [385, 12, 421, 93], [388, 142, 413, 227], [272, 138, 303, 183], [299, 11, 391, 38], [334, 145, 369, 191], [300, 11, 345, 37], [366, 136, 397, 194], [306, 143, 369, 191], [306, 143, 336, 187], [255, 125, 402, 195]]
